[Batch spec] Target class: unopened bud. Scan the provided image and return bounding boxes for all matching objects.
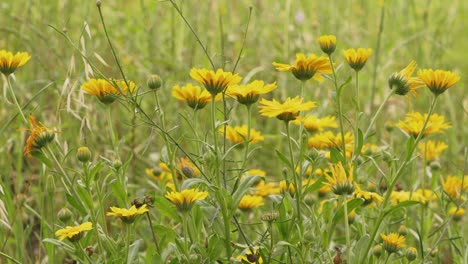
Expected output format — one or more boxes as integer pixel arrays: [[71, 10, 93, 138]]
[[147, 74, 163, 90], [77, 146, 91, 163], [406, 247, 417, 261], [57, 207, 73, 224]]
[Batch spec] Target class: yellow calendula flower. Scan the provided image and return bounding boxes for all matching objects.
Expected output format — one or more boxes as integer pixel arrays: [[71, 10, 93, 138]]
[[317, 35, 337, 55], [390, 191, 427, 205], [419, 140, 448, 162], [388, 60, 425, 96], [397, 112, 451, 137], [172, 83, 220, 110], [23, 116, 56, 157], [0, 50, 31, 75], [448, 207, 465, 221], [238, 195, 264, 211], [106, 204, 149, 224], [416, 189, 437, 203], [417, 69, 460, 95], [325, 162, 355, 196], [190, 68, 241, 95], [381, 232, 405, 253], [81, 78, 137, 104], [293, 115, 337, 133], [343, 48, 372, 72], [237, 249, 263, 264], [441, 175, 468, 199], [55, 222, 92, 242], [280, 180, 296, 194], [272, 53, 332, 81], [258, 96, 317, 122], [222, 125, 264, 145], [165, 188, 208, 212], [226, 80, 276, 105], [307, 131, 354, 149], [254, 181, 280, 197], [145, 167, 173, 182], [354, 185, 383, 206], [247, 169, 267, 177]]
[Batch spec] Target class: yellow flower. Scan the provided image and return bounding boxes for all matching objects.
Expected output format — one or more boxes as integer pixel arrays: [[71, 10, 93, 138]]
[[258, 96, 317, 122], [293, 115, 337, 133], [416, 189, 437, 203], [190, 68, 241, 95], [325, 162, 355, 195], [272, 53, 332, 81], [55, 222, 92, 242], [388, 60, 425, 96], [380, 233, 405, 253], [361, 143, 379, 156], [317, 35, 337, 55], [176, 157, 200, 178], [397, 112, 451, 137], [165, 188, 208, 212], [343, 48, 372, 72], [254, 181, 280, 197], [0, 50, 30, 75], [441, 175, 468, 199], [354, 185, 383, 206], [307, 131, 354, 149], [226, 80, 276, 105], [417, 69, 460, 95], [238, 195, 264, 211], [247, 169, 267, 177], [237, 249, 263, 263], [222, 125, 264, 145], [390, 191, 427, 204], [448, 207, 465, 221], [145, 168, 173, 182], [280, 180, 296, 194], [81, 78, 137, 104], [419, 140, 448, 162], [106, 204, 149, 224], [172, 83, 220, 110], [23, 116, 56, 157]]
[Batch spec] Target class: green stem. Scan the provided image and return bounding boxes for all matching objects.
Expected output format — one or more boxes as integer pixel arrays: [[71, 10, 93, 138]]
[[370, 1, 385, 114], [355, 71, 360, 112], [6, 76, 28, 123], [343, 195, 351, 262], [363, 90, 395, 140], [361, 95, 439, 261], [107, 106, 118, 154], [384, 253, 391, 264], [0, 252, 22, 264], [125, 224, 131, 264], [221, 204, 232, 258], [146, 212, 161, 255], [285, 122, 302, 227], [234, 104, 252, 191], [45, 145, 73, 194], [211, 95, 221, 187], [182, 212, 190, 257]]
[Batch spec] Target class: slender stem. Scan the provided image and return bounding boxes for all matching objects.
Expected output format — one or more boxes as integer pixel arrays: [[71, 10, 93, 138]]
[[77, 241, 93, 264], [342, 195, 351, 262], [384, 253, 391, 264], [107, 106, 118, 154], [125, 224, 131, 264], [211, 95, 221, 187], [363, 90, 395, 140], [355, 71, 360, 112], [45, 145, 73, 194], [370, 1, 386, 114], [146, 212, 161, 254], [268, 222, 274, 263], [0, 252, 22, 264], [182, 212, 190, 257], [285, 122, 302, 227], [221, 203, 232, 258], [328, 55, 347, 166], [6, 76, 28, 123]]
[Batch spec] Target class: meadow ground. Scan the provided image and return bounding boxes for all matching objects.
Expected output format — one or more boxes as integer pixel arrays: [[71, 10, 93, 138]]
[[0, 0, 467, 263]]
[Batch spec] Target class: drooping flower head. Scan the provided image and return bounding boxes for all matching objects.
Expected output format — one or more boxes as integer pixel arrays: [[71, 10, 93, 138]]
[[238, 195, 264, 211], [55, 222, 92, 242], [172, 83, 219, 110], [317, 35, 337, 55], [419, 140, 448, 162], [258, 96, 317, 122], [380, 232, 405, 253], [222, 125, 264, 145], [388, 60, 425, 96], [397, 112, 451, 138], [23, 116, 56, 157], [272, 53, 332, 81], [165, 188, 208, 212], [343, 48, 372, 72], [106, 204, 149, 224], [226, 80, 276, 106], [190, 68, 241, 96], [293, 115, 337, 133], [325, 162, 355, 196], [0, 50, 30, 75], [417, 69, 460, 95], [81, 78, 137, 104]]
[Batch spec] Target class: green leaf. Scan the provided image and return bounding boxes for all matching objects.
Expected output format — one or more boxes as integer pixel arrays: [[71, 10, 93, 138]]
[[207, 234, 224, 260], [66, 193, 87, 216], [405, 136, 416, 161], [332, 198, 364, 225], [109, 179, 127, 207], [353, 234, 370, 262], [128, 239, 143, 264], [232, 175, 263, 211], [275, 149, 292, 169], [303, 175, 325, 195], [355, 128, 364, 156], [154, 197, 179, 221], [330, 147, 344, 164], [337, 76, 353, 96], [75, 184, 94, 210], [181, 178, 209, 189], [30, 150, 53, 168], [153, 224, 177, 249], [384, 201, 420, 217], [43, 238, 74, 251]]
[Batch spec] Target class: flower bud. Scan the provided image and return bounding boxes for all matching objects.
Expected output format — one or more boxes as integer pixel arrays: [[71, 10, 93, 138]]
[[398, 225, 408, 236], [372, 245, 382, 258], [429, 161, 441, 171], [57, 207, 73, 224], [317, 35, 337, 55], [46, 174, 56, 194], [77, 146, 92, 163], [113, 159, 122, 170], [147, 74, 163, 90], [33, 131, 55, 150], [406, 247, 417, 261]]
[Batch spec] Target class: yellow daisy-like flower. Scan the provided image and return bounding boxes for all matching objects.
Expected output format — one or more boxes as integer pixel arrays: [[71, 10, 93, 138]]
[[247, 169, 267, 177], [388, 60, 425, 96], [145, 168, 173, 182], [190, 68, 241, 95], [222, 125, 264, 145], [441, 175, 468, 199], [307, 131, 354, 149], [354, 185, 383, 206], [272, 53, 332, 82], [23, 116, 56, 157], [317, 35, 337, 55], [381, 233, 405, 253], [55, 222, 92, 242], [254, 181, 280, 197], [293, 115, 337, 133], [325, 162, 355, 196], [397, 112, 451, 137], [343, 48, 372, 72], [390, 191, 427, 205], [361, 143, 380, 156], [258, 96, 317, 122], [0, 50, 31, 75], [416, 189, 437, 203], [176, 157, 200, 178], [172, 83, 220, 110], [280, 180, 296, 194], [237, 249, 263, 264], [106, 204, 149, 224], [448, 207, 465, 221], [165, 188, 208, 212], [226, 80, 276, 106], [419, 140, 448, 162], [417, 69, 460, 95], [238, 195, 264, 211], [81, 78, 137, 104]]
